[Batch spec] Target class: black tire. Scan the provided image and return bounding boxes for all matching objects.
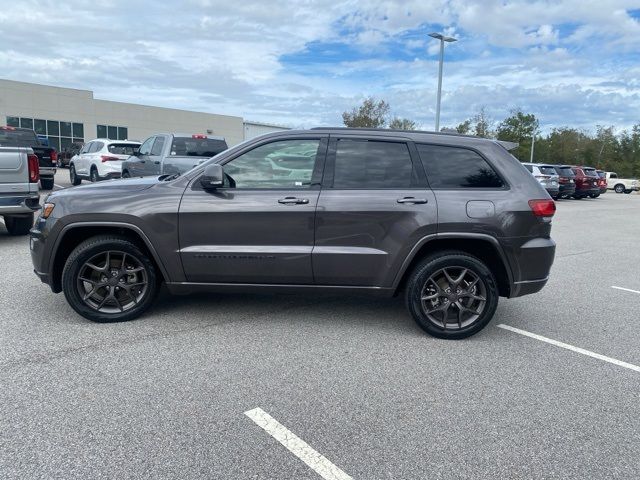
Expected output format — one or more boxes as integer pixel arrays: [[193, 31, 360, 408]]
[[3, 214, 34, 236], [90, 167, 99, 183], [614, 184, 625, 194], [40, 177, 54, 190], [589, 193, 597, 198], [62, 236, 159, 322], [122, 170, 130, 179], [405, 251, 499, 339], [70, 164, 81, 185]]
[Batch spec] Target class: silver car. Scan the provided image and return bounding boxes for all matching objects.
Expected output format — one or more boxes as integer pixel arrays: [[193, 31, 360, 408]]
[[522, 163, 560, 199]]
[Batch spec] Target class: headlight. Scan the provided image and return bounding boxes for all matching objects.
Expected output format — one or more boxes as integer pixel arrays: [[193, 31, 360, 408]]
[[41, 202, 55, 219]]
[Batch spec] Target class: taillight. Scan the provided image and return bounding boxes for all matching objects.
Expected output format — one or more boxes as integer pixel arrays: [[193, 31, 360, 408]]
[[559, 177, 567, 183], [101, 155, 120, 162], [192, 134, 207, 139], [50, 149, 58, 164], [529, 199, 556, 217], [28, 153, 40, 183]]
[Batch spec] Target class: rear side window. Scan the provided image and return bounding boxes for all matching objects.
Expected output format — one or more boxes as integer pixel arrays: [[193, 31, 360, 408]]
[[524, 164, 533, 172], [108, 143, 139, 155], [416, 144, 504, 188], [171, 137, 228, 157], [332, 139, 417, 189]]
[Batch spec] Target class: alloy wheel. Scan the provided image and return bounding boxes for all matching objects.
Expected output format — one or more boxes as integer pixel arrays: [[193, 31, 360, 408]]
[[76, 250, 149, 314], [420, 267, 487, 330]]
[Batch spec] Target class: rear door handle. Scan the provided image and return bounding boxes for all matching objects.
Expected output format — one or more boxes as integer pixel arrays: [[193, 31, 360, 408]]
[[278, 197, 309, 205], [397, 197, 428, 204]]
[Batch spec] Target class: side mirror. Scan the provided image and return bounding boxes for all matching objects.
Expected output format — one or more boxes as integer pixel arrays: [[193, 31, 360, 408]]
[[200, 164, 224, 189]]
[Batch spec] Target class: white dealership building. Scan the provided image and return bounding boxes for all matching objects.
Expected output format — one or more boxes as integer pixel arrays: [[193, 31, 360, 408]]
[[0, 79, 289, 152]]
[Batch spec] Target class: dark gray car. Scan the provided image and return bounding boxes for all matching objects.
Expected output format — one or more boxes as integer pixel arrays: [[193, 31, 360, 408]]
[[30, 128, 556, 339]]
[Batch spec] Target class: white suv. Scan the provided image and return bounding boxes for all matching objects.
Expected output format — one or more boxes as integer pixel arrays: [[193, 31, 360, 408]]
[[69, 139, 141, 185]]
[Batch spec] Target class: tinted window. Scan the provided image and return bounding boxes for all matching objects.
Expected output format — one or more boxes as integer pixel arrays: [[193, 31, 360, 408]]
[[117, 127, 128, 140], [151, 137, 165, 156], [223, 139, 320, 189], [524, 164, 533, 172], [333, 140, 415, 189], [60, 121, 72, 137], [34, 119, 47, 135], [138, 137, 154, 155], [97, 125, 107, 138], [108, 143, 139, 155], [171, 137, 228, 157], [610, 172, 617, 178], [107, 126, 117, 140], [0, 128, 40, 147], [539, 166, 557, 175], [89, 141, 104, 153], [417, 144, 504, 188], [583, 168, 597, 177], [48, 120, 59, 136], [556, 167, 574, 177], [6, 116, 20, 127], [20, 118, 33, 129], [80, 142, 92, 154], [73, 123, 84, 138]]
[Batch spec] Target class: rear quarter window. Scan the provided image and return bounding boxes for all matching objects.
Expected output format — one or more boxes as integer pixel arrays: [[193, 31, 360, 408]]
[[416, 144, 504, 188]]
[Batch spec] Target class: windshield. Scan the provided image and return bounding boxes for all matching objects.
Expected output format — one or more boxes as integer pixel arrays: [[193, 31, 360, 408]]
[[108, 143, 139, 155], [170, 137, 228, 157], [0, 128, 39, 147]]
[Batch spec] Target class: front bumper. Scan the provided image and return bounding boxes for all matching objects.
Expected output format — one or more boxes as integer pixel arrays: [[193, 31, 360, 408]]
[[0, 194, 40, 215]]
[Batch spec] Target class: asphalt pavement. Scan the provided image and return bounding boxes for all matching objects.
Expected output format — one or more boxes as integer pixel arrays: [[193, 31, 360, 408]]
[[1, 171, 639, 479]]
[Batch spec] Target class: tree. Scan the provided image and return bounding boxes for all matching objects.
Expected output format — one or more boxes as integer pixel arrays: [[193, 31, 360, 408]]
[[389, 117, 417, 130], [496, 109, 539, 161], [451, 107, 494, 137], [342, 97, 390, 128]]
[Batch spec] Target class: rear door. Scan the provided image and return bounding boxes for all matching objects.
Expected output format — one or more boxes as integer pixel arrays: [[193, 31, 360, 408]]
[[179, 135, 328, 284], [313, 135, 437, 287]]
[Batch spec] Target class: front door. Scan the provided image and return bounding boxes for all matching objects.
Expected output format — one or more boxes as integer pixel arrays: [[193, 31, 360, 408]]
[[128, 136, 154, 177], [179, 136, 328, 284], [313, 136, 437, 287], [144, 135, 165, 176]]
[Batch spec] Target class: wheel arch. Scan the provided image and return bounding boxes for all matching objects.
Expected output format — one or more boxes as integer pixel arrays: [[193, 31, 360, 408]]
[[393, 233, 513, 298], [49, 222, 170, 293]]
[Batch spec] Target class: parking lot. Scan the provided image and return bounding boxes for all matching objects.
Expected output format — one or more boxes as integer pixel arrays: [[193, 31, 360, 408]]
[[1, 171, 639, 479]]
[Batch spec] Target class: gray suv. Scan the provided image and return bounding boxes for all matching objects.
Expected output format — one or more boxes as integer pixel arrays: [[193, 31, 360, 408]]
[[30, 128, 556, 339]]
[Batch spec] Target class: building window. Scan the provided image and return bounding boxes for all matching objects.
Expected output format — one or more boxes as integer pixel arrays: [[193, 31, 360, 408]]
[[6, 116, 84, 151], [97, 124, 128, 140]]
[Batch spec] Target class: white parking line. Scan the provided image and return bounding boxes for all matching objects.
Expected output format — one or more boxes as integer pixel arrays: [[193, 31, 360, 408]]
[[54, 184, 65, 189], [497, 324, 640, 373], [244, 407, 353, 480], [611, 285, 640, 295]]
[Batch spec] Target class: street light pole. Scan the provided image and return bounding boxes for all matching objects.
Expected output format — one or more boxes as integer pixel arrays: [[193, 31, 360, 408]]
[[429, 32, 457, 132]]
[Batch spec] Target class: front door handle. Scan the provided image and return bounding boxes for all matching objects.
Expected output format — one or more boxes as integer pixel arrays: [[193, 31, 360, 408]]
[[278, 197, 309, 205], [397, 197, 428, 204]]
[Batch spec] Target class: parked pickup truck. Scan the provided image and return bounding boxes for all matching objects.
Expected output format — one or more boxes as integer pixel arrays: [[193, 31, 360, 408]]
[[0, 146, 40, 235], [121, 133, 227, 178], [605, 172, 639, 194], [1, 126, 57, 190]]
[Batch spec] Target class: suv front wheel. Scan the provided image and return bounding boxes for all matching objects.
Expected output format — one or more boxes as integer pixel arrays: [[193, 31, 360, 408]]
[[405, 251, 499, 339], [62, 236, 159, 322]]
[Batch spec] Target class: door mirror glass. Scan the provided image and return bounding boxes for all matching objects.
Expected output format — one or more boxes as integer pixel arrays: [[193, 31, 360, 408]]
[[200, 164, 224, 189]]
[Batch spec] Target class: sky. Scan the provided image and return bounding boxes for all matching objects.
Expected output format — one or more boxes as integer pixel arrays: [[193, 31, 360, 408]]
[[1, 0, 639, 133]]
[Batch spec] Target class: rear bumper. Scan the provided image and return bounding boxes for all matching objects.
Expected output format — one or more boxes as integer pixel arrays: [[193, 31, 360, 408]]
[[40, 167, 57, 178], [0, 194, 40, 215], [574, 187, 600, 196], [558, 184, 576, 196], [505, 237, 556, 298]]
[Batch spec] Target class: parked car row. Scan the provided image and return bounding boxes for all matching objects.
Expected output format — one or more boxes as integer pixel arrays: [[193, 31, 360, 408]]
[[522, 162, 638, 199], [68, 133, 228, 184]]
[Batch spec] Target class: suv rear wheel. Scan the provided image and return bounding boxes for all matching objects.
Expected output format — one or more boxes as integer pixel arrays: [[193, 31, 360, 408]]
[[405, 251, 499, 339], [69, 164, 81, 185], [90, 167, 99, 183], [62, 236, 159, 322]]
